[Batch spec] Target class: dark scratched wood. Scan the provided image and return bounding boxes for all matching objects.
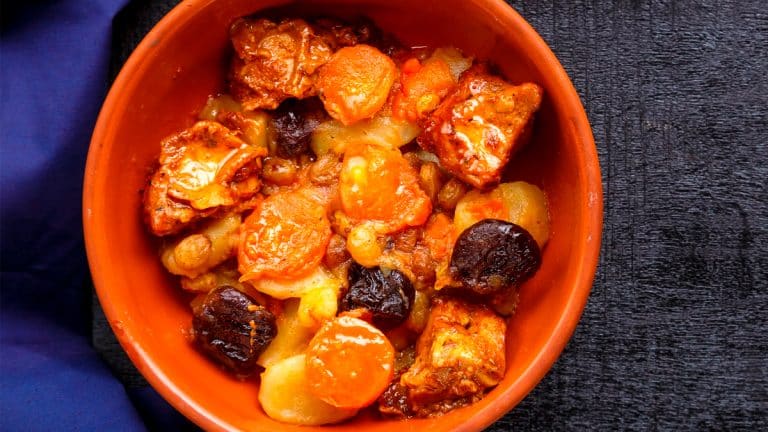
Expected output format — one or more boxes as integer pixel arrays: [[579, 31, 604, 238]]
[[92, 0, 768, 429]]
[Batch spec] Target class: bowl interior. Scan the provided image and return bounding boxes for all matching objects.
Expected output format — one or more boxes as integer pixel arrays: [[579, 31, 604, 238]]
[[84, 0, 601, 431]]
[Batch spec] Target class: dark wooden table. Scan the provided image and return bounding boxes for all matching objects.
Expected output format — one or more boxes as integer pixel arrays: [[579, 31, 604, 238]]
[[93, 0, 768, 429]]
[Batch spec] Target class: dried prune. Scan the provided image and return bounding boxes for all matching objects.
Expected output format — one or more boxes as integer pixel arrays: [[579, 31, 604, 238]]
[[192, 286, 277, 376], [449, 219, 541, 295], [340, 263, 415, 330], [271, 97, 327, 157]]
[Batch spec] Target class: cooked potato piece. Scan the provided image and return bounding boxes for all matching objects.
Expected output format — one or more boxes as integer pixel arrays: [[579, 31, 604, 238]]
[[311, 110, 420, 155], [429, 47, 473, 82], [249, 265, 340, 300], [160, 213, 241, 278], [418, 65, 543, 189], [259, 354, 358, 425], [199, 94, 276, 152], [454, 181, 550, 247], [199, 94, 243, 120], [257, 299, 314, 368], [298, 282, 340, 330]]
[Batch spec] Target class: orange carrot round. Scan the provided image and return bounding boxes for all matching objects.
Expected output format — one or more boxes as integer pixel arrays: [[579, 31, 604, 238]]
[[339, 146, 432, 233], [238, 191, 330, 281], [305, 316, 395, 409], [316, 44, 397, 125], [393, 57, 455, 121]]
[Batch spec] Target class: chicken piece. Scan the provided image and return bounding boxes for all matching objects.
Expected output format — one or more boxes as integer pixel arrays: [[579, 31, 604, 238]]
[[418, 65, 543, 189], [143, 121, 265, 236], [396, 296, 506, 417], [229, 18, 334, 110], [313, 18, 377, 50], [144, 168, 213, 237]]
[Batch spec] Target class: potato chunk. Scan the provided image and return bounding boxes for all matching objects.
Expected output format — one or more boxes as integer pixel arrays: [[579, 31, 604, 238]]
[[310, 110, 420, 155], [418, 65, 542, 189], [257, 299, 313, 368], [259, 354, 358, 425], [249, 265, 340, 300], [454, 181, 550, 247]]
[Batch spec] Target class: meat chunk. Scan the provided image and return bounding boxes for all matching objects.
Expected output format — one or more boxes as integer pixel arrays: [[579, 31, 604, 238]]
[[192, 286, 277, 376], [229, 18, 334, 110], [397, 296, 506, 417], [418, 65, 543, 189], [313, 18, 377, 50], [143, 121, 265, 236]]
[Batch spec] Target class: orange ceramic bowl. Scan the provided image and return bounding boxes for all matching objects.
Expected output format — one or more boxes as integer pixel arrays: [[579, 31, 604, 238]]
[[83, 0, 602, 430]]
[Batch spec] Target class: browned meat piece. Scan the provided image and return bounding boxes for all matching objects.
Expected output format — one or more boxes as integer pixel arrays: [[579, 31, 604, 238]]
[[143, 121, 266, 236], [313, 18, 377, 50], [418, 65, 543, 189], [397, 296, 506, 417], [229, 18, 334, 110], [192, 286, 277, 376], [144, 168, 213, 237]]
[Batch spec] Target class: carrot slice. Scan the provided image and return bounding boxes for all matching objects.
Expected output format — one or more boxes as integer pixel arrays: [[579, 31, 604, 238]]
[[393, 57, 456, 121], [423, 212, 457, 262], [238, 190, 331, 281], [305, 316, 395, 409], [316, 44, 397, 125], [339, 146, 432, 233]]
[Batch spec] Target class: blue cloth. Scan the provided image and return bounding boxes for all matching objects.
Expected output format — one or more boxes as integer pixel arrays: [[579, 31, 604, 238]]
[[0, 1, 191, 430]]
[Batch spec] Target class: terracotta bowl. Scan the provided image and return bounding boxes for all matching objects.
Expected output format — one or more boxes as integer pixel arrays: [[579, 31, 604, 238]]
[[83, 0, 602, 430]]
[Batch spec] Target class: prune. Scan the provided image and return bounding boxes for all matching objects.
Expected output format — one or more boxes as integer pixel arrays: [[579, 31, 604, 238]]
[[340, 263, 415, 330], [449, 219, 541, 295], [192, 286, 276, 376], [271, 97, 327, 157]]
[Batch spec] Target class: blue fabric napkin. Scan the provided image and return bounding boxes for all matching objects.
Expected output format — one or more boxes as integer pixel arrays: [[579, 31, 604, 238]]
[[1, 1, 193, 430]]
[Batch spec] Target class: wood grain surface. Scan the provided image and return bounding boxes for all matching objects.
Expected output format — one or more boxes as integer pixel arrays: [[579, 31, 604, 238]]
[[92, 0, 768, 429]]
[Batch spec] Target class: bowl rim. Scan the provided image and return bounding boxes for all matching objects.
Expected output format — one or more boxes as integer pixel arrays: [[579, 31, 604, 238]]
[[83, 0, 603, 430]]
